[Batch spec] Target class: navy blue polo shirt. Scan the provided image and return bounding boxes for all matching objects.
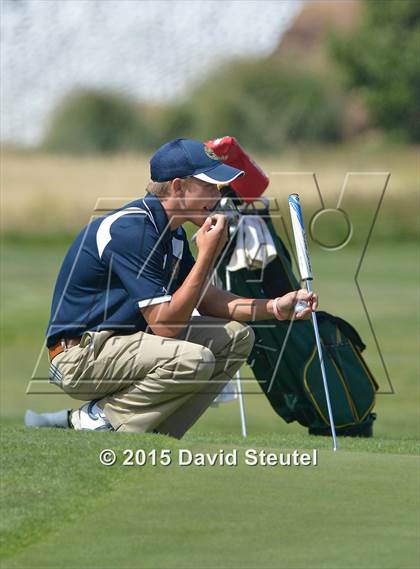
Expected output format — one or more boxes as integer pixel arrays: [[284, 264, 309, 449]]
[[46, 193, 195, 348]]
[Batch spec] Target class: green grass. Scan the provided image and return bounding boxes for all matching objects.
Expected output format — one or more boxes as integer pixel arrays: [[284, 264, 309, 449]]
[[1, 240, 419, 568], [1, 428, 419, 569]]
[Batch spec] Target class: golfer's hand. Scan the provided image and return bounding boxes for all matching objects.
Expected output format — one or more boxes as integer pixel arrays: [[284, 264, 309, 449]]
[[196, 215, 228, 259], [272, 289, 318, 321]]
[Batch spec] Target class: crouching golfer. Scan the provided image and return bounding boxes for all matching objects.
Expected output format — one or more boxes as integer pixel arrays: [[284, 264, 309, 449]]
[[26, 138, 317, 437]]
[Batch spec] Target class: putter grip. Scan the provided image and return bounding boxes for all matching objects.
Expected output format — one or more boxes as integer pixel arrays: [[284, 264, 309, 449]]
[[288, 194, 313, 281]]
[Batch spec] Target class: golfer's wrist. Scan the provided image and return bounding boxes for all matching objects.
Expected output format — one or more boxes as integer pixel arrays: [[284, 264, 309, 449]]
[[196, 249, 216, 265], [266, 299, 276, 319], [267, 298, 285, 320]]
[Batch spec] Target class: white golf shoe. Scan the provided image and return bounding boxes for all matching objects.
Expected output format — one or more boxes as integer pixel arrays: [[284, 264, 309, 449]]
[[69, 401, 114, 431]]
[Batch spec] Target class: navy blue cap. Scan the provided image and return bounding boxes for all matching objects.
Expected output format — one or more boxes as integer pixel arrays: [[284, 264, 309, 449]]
[[150, 138, 244, 184]]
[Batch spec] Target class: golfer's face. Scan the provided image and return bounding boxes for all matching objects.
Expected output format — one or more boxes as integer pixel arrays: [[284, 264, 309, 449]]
[[182, 178, 221, 226]]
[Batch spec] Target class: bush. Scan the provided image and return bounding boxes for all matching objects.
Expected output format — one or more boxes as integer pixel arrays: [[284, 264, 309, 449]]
[[41, 60, 347, 156], [330, 0, 420, 142], [42, 89, 154, 154], [167, 59, 346, 152], [151, 103, 195, 146]]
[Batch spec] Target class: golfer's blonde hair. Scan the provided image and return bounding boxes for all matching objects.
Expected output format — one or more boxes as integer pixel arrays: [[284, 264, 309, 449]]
[[146, 180, 171, 197]]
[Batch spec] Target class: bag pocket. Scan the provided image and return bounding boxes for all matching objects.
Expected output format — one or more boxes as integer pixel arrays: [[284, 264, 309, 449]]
[[303, 344, 358, 428], [303, 321, 377, 428], [326, 327, 378, 422]]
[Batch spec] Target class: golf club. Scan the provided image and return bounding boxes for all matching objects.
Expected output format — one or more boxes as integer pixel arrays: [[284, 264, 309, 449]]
[[288, 193, 338, 452]]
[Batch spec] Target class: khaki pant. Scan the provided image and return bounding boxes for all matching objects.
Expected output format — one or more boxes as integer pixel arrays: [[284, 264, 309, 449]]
[[50, 316, 254, 438]]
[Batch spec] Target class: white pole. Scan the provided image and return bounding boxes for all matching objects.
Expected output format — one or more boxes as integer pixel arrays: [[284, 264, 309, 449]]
[[226, 268, 248, 438], [236, 369, 247, 438]]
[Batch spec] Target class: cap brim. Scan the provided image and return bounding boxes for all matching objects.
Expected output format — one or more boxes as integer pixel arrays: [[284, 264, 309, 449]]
[[193, 163, 244, 185]]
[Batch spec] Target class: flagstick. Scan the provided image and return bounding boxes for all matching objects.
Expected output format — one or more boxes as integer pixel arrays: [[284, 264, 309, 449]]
[[226, 268, 248, 438]]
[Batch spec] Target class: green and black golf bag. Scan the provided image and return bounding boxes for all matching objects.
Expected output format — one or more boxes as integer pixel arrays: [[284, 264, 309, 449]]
[[217, 197, 378, 437]]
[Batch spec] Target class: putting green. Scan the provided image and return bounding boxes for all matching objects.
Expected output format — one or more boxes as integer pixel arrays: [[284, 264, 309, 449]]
[[2, 428, 419, 569]]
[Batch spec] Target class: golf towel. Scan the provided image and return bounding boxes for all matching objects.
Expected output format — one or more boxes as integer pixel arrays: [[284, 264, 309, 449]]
[[227, 215, 277, 271]]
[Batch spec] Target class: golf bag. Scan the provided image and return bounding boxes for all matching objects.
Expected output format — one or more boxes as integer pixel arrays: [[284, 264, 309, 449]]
[[208, 137, 378, 437], [217, 206, 378, 437]]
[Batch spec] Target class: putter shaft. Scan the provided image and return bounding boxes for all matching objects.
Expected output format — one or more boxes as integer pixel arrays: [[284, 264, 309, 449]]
[[305, 279, 338, 452]]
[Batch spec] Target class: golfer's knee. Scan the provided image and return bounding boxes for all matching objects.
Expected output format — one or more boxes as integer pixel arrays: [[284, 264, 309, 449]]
[[183, 345, 216, 383], [241, 324, 255, 354], [227, 321, 255, 356]]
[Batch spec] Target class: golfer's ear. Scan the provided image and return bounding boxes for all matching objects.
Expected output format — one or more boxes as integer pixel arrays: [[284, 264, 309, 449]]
[[171, 178, 185, 196]]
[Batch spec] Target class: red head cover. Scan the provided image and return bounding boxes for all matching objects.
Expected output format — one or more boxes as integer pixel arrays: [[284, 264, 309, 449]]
[[205, 136, 269, 203]]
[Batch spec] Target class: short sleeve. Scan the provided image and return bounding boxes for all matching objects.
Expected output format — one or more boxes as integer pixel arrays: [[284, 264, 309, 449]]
[[102, 216, 171, 309]]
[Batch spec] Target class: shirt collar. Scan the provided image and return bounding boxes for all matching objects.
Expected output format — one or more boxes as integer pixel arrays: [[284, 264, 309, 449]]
[[141, 193, 173, 242]]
